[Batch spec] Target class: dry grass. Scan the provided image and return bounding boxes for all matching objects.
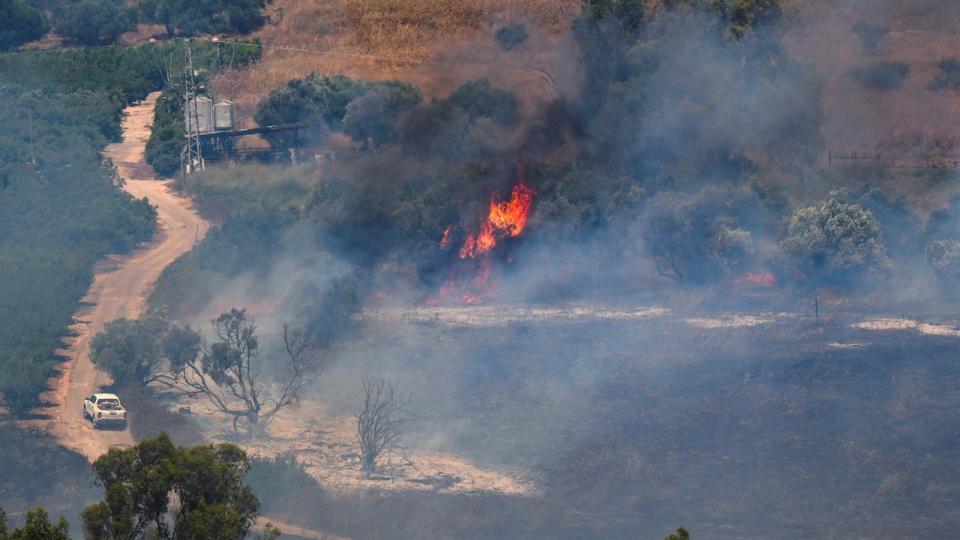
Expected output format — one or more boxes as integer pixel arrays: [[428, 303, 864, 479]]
[[212, 0, 582, 127]]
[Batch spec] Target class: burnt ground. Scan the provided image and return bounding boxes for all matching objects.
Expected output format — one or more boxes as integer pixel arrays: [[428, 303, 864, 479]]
[[264, 306, 960, 539]]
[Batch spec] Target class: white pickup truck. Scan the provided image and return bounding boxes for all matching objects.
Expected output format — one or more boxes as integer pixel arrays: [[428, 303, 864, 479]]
[[82, 393, 127, 428]]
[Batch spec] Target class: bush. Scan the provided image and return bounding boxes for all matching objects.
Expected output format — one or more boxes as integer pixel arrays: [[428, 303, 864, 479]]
[[494, 23, 529, 50], [639, 187, 756, 284], [850, 61, 910, 90], [929, 58, 960, 93], [851, 21, 888, 54], [926, 239, 960, 285], [138, 0, 265, 37], [55, 0, 134, 46], [342, 81, 421, 147], [0, 0, 48, 51], [254, 73, 367, 148], [780, 194, 890, 285], [447, 78, 518, 126]]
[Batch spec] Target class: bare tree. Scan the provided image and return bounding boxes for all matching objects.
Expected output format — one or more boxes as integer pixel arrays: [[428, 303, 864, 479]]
[[159, 309, 321, 435], [356, 377, 409, 473]]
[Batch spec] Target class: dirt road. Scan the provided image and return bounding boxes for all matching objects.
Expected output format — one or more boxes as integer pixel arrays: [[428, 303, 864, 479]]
[[39, 92, 210, 460]]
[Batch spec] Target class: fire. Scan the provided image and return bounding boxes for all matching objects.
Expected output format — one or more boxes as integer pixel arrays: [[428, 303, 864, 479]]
[[430, 161, 535, 305], [458, 183, 535, 259]]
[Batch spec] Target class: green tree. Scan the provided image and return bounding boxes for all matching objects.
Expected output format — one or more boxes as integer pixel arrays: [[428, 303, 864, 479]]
[[82, 433, 262, 539], [446, 78, 518, 125], [639, 187, 755, 284], [0, 0, 48, 51], [138, 0, 265, 37], [926, 239, 960, 285], [0, 507, 69, 540], [664, 527, 690, 540], [342, 82, 421, 147], [254, 73, 367, 148], [55, 0, 134, 46], [780, 194, 890, 284], [89, 315, 201, 387], [0, 350, 49, 416]]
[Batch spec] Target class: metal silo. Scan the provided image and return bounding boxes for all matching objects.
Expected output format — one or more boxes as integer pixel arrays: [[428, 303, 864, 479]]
[[214, 100, 235, 131], [196, 96, 213, 133], [185, 96, 214, 134]]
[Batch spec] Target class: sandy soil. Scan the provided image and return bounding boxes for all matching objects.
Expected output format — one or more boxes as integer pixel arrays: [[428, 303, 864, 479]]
[[179, 395, 534, 496], [28, 92, 211, 461]]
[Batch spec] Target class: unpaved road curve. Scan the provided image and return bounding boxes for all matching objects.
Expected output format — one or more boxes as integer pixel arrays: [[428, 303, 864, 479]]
[[37, 93, 346, 540], [39, 92, 209, 460]]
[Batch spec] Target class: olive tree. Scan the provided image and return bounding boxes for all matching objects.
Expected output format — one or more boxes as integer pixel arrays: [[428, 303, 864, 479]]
[[926, 239, 960, 285], [780, 194, 890, 284], [638, 187, 755, 285], [342, 82, 422, 148]]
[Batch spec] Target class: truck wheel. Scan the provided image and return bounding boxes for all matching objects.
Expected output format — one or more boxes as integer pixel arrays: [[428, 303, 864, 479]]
[[92, 418, 99, 429]]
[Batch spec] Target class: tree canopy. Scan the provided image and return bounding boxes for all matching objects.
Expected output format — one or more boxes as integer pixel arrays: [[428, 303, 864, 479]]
[[780, 194, 890, 285], [0, 0, 48, 51], [81, 433, 261, 539]]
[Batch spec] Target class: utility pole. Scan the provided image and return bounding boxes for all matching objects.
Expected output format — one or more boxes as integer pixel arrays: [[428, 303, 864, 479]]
[[183, 38, 204, 175]]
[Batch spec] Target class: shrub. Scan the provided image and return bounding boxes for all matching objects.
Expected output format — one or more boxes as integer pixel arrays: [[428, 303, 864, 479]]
[[494, 23, 529, 50], [929, 58, 960, 93], [138, 0, 265, 37], [254, 73, 367, 147], [0, 0, 48, 51], [55, 0, 134, 46], [342, 81, 421, 147], [850, 61, 910, 90], [780, 194, 890, 285], [851, 21, 888, 54], [447, 78, 518, 125], [926, 239, 960, 284]]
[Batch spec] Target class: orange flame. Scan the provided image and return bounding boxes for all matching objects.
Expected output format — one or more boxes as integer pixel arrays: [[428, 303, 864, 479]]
[[458, 183, 535, 259]]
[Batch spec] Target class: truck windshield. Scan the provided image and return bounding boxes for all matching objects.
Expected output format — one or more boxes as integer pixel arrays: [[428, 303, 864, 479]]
[[99, 399, 121, 410]]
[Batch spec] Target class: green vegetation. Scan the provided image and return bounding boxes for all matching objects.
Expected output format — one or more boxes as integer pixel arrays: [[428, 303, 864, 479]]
[[781, 194, 890, 285], [0, 88, 156, 415], [253, 73, 369, 146], [664, 527, 691, 540], [0, 0, 48, 51], [2, 435, 270, 539], [90, 314, 199, 387], [926, 239, 960, 285], [0, 507, 69, 540], [82, 434, 261, 539], [53, 0, 134, 46], [138, 0, 266, 37], [494, 23, 528, 50], [640, 187, 756, 284]]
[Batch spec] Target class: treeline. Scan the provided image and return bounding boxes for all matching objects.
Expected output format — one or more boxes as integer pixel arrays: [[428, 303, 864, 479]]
[[0, 0, 267, 50]]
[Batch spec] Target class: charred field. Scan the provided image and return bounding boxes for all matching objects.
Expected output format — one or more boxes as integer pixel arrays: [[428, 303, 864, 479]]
[[226, 304, 960, 538]]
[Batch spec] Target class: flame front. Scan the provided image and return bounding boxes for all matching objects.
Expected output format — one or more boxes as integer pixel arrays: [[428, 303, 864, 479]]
[[458, 183, 535, 259]]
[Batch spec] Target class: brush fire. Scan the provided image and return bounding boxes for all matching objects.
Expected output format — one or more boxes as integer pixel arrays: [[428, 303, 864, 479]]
[[431, 163, 535, 305]]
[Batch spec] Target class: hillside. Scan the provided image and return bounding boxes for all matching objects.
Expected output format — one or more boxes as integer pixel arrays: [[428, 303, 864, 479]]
[[212, 0, 582, 126]]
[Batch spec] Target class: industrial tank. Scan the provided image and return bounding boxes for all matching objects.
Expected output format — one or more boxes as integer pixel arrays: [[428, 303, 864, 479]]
[[214, 100, 235, 131], [185, 96, 214, 134]]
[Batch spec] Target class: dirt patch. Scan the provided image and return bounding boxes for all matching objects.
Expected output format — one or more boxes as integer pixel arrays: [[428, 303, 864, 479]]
[[173, 395, 535, 496]]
